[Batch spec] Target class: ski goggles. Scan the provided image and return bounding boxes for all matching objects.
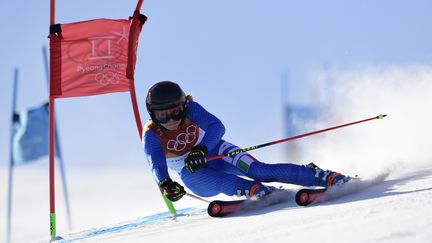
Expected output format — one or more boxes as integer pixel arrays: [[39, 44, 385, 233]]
[[153, 105, 185, 124]]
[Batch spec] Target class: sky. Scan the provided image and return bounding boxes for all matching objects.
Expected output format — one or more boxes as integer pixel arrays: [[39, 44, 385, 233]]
[[1, 0, 431, 170], [1, 0, 432, 241]]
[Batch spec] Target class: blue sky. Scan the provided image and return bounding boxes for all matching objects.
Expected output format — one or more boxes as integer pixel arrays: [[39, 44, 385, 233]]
[[1, 0, 431, 170]]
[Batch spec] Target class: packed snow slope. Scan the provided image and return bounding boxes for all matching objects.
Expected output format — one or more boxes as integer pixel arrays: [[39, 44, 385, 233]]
[[46, 167, 432, 243]]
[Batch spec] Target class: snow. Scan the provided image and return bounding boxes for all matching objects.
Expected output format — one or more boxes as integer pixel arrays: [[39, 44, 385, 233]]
[[2, 166, 430, 243], [53, 167, 431, 243]]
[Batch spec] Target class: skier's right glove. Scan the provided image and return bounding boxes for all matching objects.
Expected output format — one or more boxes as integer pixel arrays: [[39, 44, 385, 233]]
[[185, 145, 208, 173], [158, 178, 186, 202]]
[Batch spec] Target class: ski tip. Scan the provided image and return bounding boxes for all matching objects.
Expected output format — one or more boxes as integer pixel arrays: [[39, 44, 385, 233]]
[[377, 114, 387, 119], [295, 188, 327, 206], [208, 201, 223, 217], [295, 189, 312, 206]]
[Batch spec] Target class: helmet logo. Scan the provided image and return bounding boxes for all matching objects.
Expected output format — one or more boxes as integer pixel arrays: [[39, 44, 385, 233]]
[[166, 125, 197, 152]]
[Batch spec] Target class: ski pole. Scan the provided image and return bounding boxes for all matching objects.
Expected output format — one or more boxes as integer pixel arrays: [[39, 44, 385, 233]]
[[207, 114, 387, 161], [186, 193, 211, 203]]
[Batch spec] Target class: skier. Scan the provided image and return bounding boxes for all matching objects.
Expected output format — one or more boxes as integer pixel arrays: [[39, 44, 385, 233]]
[[143, 81, 351, 202]]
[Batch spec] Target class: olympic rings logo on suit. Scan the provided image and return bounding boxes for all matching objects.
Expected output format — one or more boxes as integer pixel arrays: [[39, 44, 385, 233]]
[[166, 125, 197, 152]]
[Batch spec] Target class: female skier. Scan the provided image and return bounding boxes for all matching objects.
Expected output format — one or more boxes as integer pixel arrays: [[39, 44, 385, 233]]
[[143, 81, 350, 202]]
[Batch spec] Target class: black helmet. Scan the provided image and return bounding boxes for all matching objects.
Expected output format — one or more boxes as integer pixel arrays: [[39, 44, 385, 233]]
[[146, 81, 187, 123]]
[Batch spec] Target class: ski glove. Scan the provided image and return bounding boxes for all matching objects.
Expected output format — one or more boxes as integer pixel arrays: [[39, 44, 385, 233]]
[[159, 178, 186, 202], [185, 145, 208, 173]]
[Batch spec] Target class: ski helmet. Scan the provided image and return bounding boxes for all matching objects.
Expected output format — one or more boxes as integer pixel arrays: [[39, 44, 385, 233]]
[[146, 81, 187, 124]]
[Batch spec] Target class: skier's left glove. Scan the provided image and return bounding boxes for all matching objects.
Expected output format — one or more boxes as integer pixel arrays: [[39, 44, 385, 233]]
[[185, 145, 208, 173], [158, 178, 186, 202]]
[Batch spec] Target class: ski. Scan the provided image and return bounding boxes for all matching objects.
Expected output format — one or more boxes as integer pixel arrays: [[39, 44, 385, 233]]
[[207, 189, 295, 217], [295, 174, 388, 206], [295, 188, 327, 206], [208, 199, 246, 217], [208, 174, 388, 216]]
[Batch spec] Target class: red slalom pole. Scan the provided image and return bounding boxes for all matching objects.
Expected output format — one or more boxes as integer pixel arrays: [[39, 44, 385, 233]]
[[49, 0, 58, 241], [207, 114, 387, 161]]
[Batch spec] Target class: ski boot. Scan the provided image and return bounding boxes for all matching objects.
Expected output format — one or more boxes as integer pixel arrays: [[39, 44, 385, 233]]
[[247, 183, 273, 200], [307, 163, 352, 188]]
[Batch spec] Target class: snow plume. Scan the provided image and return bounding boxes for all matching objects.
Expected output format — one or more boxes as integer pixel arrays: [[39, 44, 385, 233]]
[[305, 64, 432, 178]]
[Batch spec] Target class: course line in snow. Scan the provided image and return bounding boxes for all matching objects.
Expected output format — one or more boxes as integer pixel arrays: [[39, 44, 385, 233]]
[[45, 208, 200, 243]]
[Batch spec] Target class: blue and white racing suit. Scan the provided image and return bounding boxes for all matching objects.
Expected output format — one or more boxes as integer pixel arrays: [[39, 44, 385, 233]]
[[143, 99, 327, 197]]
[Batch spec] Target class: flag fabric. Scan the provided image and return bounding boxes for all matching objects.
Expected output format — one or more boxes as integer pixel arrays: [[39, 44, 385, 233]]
[[49, 18, 143, 99], [12, 103, 58, 165]]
